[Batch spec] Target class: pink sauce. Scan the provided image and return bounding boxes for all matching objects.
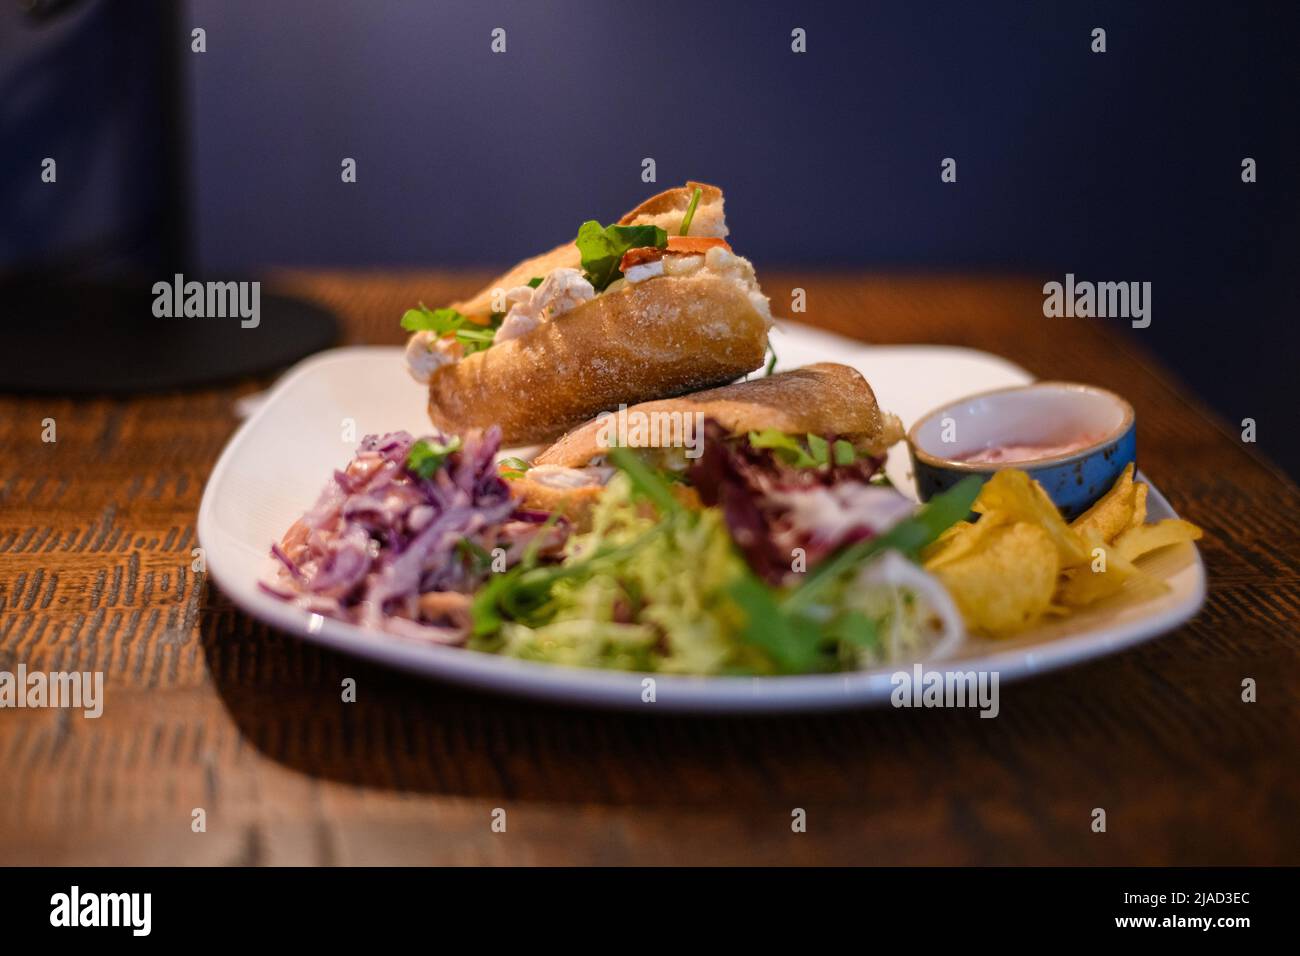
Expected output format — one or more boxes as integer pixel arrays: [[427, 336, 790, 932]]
[[955, 435, 1103, 464]]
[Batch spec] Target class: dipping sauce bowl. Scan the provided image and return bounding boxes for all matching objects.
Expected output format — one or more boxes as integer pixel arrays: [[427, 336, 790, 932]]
[[908, 382, 1136, 519]]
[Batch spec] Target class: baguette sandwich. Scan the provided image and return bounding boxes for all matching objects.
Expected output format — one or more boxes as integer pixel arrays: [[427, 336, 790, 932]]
[[509, 363, 904, 528], [403, 182, 773, 446]]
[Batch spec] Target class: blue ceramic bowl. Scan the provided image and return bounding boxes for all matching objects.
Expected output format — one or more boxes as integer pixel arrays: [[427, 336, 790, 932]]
[[908, 382, 1136, 519]]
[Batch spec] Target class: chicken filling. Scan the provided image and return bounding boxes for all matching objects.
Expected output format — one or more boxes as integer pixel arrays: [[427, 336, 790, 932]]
[[405, 194, 771, 384]]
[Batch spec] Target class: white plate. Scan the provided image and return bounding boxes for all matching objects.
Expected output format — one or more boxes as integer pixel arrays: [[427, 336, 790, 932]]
[[197, 322, 1205, 712]]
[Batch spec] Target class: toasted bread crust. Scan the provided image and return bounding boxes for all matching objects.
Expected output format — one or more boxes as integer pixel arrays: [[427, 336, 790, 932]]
[[510, 474, 702, 531], [533, 363, 902, 468], [617, 181, 723, 225], [509, 478, 604, 532], [427, 273, 769, 447]]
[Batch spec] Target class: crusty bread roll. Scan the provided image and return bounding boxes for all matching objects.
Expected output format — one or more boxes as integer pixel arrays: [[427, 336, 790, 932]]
[[511, 363, 903, 526], [427, 270, 769, 447], [509, 477, 605, 522], [423, 182, 766, 446], [534, 363, 904, 467], [510, 472, 701, 532]]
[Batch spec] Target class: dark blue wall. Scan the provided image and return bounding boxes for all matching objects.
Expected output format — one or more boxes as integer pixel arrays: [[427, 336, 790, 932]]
[[0, 1, 169, 270], [186, 0, 1296, 273]]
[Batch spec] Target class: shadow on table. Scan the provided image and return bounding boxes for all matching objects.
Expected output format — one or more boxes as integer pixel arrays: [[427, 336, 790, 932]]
[[198, 594, 1172, 815]]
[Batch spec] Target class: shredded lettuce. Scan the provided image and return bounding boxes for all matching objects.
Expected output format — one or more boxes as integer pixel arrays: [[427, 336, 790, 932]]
[[468, 462, 978, 675], [470, 474, 771, 674]]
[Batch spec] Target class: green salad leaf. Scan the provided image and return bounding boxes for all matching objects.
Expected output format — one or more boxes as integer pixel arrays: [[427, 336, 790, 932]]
[[575, 221, 667, 292], [764, 336, 779, 376], [468, 510, 665, 639], [400, 305, 461, 334], [400, 304, 501, 356], [805, 433, 830, 466], [679, 186, 703, 236], [725, 572, 825, 673], [749, 429, 817, 467], [406, 435, 463, 479], [606, 446, 682, 516], [826, 610, 880, 651], [497, 456, 532, 480], [456, 537, 493, 570], [467, 455, 979, 676], [748, 430, 862, 469]]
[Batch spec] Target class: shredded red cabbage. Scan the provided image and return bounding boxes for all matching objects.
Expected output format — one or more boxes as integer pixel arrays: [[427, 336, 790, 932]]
[[261, 428, 567, 641], [689, 419, 914, 584]]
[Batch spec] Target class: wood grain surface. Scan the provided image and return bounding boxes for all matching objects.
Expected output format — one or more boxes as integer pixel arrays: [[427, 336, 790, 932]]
[[1, 272, 1297, 866]]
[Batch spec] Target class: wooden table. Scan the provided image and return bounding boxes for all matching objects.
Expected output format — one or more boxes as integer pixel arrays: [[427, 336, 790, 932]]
[[2, 272, 1297, 866]]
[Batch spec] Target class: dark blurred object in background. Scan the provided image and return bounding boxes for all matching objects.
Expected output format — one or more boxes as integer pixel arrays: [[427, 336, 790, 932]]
[[1, 0, 1295, 474], [1, 0, 174, 273], [0, 0, 336, 393]]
